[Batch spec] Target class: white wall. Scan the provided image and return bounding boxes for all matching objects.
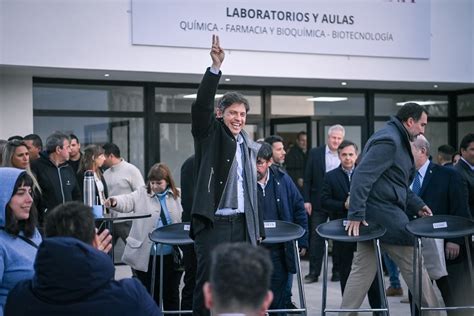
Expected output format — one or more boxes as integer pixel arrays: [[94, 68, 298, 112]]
[[0, 73, 33, 139], [0, 0, 472, 84]]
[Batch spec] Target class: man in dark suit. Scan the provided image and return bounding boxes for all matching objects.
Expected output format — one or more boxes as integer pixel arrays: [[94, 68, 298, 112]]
[[321, 140, 383, 312], [412, 135, 471, 313], [191, 35, 263, 316], [180, 155, 196, 312], [303, 124, 345, 283], [436, 144, 456, 167], [285, 131, 307, 194], [454, 133, 474, 218]]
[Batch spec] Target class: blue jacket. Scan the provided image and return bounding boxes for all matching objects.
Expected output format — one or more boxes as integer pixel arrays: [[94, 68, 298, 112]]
[[0, 168, 42, 315], [261, 166, 308, 273], [5, 237, 161, 316]]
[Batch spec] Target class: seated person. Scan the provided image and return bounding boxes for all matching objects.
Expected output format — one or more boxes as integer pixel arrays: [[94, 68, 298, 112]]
[[5, 201, 161, 316], [203, 242, 273, 316]]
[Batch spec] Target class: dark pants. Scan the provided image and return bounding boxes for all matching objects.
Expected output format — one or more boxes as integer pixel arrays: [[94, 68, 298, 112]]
[[192, 214, 248, 316], [266, 246, 289, 314], [181, 243, 196, 311], [112, 220, 132, 244], [309, 210, 330, 277], [135, 254, 183, 311]]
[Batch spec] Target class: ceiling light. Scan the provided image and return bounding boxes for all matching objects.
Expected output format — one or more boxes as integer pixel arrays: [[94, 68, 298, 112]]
[[396, 100, 448, 106], [433, 84, 438, 88], [225, 78, 231, 82], [183, 94, 224, 99], [306, 97, 348, 102], [341, 82, 347, 86], [104, 73, 110, 77]]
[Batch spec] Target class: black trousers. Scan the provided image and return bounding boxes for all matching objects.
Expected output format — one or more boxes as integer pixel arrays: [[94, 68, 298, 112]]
[[135, 254, 183, 311], [181, 243, 197, 311], [309, 210, 331, 277], [192, 214, 248, 316]]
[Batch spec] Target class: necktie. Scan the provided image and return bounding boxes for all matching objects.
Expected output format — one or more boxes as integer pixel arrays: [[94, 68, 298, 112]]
[[344, 169, 352, 182], [412, 172, 421, 195]]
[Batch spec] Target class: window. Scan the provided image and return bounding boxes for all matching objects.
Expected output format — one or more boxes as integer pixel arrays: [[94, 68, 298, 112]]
[[375, 94, 448, 117], [34, 84, 143, 111], [458, 94, 474, 117], [155, 87, 262, 114], [33, 116, 145, 174], [272, 91, 365, 116]]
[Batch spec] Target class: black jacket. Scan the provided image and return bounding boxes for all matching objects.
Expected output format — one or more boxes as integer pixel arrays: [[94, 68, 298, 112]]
[[31, 152, 81, 218], [304, 145, 327, 210], [190, 69, 263, 244], [321, 165, 351, 217], [454, 159, 474, 218]]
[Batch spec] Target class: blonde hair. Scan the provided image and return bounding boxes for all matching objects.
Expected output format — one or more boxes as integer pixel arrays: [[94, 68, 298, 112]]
[[2, 140, 42, 194]]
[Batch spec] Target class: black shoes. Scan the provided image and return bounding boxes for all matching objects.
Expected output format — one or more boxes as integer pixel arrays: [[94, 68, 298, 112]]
[[304, 273, 318, 283], [331, 271, 340, 282]]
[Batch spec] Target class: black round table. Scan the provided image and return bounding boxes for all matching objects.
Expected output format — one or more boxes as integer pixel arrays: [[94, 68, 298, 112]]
[[95, 212, 151, 263]]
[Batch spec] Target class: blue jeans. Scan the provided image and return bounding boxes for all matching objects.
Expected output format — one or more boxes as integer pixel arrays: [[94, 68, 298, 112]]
[[383, 252, 401, 288]]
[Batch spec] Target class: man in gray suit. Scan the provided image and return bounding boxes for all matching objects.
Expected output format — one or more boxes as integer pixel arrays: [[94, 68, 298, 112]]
[[341, 103, 441, 315]]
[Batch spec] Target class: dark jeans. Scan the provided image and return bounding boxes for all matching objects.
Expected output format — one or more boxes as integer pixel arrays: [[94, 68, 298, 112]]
[[192, 214, 248, 316], [266, 246, 289, 314], [135, 254, 183, 311], [181, 243, 196, 311]]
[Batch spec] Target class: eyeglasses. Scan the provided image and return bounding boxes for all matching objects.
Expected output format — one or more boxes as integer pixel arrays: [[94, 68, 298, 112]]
[[256, 159, 268, 166]]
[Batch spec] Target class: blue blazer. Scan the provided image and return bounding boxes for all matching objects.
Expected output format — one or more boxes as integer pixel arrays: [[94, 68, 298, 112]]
[[418, 162, 471, 249], [321, 166, 351, 216]]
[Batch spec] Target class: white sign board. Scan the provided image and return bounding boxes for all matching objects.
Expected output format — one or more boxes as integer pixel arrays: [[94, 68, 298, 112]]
[[132, 0, 430, 59]]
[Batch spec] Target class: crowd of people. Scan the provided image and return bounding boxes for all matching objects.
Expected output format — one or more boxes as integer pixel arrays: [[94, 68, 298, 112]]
[[0, 35, 473, 316]]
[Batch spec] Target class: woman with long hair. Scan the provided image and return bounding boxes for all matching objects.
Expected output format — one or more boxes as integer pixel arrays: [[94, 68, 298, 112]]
[[77, 144, 108, 205], [105, 163, 183, 310], [2, 140, 42, 195], [0, 168, 42, 313]]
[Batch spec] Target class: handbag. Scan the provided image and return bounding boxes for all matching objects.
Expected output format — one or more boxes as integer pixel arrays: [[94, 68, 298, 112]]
[[422, 237, 448, 280]]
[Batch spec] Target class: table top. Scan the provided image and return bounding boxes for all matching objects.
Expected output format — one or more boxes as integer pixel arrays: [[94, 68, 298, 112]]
[[149, 222, 193, 245], [94, 212, 151, 221], [316, 219, 386, 242], [262, 220, 306, 244], [406, 215, 474, 239]]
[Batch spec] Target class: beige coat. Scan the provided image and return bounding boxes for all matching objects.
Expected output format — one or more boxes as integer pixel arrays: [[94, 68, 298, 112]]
[[111, 186, 182, 272]]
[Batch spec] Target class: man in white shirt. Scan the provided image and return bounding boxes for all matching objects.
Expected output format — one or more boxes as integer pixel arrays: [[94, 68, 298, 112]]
[[103, 143, 145, 245], [303, 124, 345, 283]]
